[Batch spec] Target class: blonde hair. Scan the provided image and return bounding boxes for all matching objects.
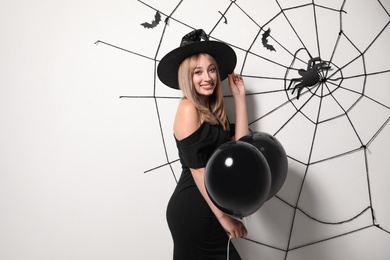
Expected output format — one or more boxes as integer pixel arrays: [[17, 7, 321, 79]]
[[178, 53, 230, 131]]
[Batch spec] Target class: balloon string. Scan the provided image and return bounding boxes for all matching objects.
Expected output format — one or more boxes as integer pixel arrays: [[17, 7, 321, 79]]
[[226, 218, 248, 260], [226, 237, 232, 260]]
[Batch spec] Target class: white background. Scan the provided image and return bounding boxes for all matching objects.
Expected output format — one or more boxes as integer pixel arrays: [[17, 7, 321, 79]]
[[1, 0, 389, 259]]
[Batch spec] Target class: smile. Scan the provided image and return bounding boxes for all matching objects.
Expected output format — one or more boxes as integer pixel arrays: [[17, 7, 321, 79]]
[[201, 83, 214, 89]]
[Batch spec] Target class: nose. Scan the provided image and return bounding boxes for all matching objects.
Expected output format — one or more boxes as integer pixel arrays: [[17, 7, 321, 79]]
[[203, 71, 211, 81]]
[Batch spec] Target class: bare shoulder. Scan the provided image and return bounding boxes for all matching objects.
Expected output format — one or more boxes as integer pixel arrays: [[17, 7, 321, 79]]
[[174, 99, 201, 140]]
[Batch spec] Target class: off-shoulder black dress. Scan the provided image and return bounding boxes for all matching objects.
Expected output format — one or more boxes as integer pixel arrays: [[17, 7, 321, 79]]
[[166, 122, 241, 260]]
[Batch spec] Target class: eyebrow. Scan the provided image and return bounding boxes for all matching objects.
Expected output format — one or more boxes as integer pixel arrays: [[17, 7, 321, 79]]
[[194, 64, 215, 70]]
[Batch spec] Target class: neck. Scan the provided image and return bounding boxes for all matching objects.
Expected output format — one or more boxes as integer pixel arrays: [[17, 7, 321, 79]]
[[199, 95, 209, 108]]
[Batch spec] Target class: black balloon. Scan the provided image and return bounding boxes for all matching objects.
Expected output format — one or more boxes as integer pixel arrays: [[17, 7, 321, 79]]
[[240, 132, 288, 200], [205, 141, 271, 218]]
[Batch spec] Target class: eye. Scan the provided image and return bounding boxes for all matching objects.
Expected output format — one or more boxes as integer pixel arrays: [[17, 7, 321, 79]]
[[209, 67, 216, 73], [194, 70, 202, 75]]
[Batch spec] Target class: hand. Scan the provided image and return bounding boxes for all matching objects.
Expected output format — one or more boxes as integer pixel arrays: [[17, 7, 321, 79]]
[[218, 214, 248, 239], [228, 72, 246, 98]]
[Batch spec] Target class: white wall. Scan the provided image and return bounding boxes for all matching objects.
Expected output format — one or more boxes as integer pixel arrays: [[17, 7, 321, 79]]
[[1, 0, 389, 259]]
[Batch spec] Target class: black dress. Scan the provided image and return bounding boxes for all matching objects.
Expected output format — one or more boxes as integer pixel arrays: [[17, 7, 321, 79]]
[[166, 122, 241, 260]]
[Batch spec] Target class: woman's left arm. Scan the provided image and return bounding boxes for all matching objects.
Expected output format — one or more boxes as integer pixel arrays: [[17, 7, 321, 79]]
[[228, 72, 249, 140]]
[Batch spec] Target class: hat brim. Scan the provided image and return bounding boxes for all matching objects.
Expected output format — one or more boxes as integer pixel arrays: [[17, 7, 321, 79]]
[[157, 41, 237, 89]]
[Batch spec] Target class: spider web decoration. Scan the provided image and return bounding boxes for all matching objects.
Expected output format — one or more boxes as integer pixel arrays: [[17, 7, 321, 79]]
[[95, 0, 390, 259]]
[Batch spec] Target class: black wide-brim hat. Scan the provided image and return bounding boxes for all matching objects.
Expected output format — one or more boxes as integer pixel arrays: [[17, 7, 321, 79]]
[[157, 29, 237, 89]]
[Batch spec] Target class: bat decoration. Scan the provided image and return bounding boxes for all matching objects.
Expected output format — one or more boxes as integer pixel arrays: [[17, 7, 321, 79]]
[[262, 28, 276, 51], [218, 11, 228, 24], [141, 11, 161, 29]]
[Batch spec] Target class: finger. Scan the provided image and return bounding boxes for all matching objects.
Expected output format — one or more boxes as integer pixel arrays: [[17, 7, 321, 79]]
[[228, 74, 235, 84], [234, 75, 242, 84], [237, 232, 244, 238], [243, 229, 248, 238]]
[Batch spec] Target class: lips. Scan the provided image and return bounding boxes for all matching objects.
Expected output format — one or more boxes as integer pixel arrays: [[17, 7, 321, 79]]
[[201, 82, 214, 90]]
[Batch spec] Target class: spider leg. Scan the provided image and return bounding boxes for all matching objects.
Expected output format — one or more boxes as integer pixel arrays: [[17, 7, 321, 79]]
[[307, 57, 321, 70], [314, 62, 331, 70], [292, 82, 303, 94], [287, 78, 301, 90], [321, 64, 331, 71], [296, 84, 305, 99]]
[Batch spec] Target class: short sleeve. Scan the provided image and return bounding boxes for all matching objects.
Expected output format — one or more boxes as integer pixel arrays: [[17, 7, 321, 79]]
[[175, 122, 231, 169]]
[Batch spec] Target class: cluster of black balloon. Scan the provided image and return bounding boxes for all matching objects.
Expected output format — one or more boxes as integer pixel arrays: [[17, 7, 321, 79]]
[[205, 132, 288, 218]]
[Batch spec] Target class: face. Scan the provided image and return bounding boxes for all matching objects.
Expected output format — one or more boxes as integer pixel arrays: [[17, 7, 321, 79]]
[[192, 54, 218, 100]]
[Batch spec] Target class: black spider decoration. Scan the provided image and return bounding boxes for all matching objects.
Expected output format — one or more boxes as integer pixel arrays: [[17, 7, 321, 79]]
[[287, 57, 331, 99]]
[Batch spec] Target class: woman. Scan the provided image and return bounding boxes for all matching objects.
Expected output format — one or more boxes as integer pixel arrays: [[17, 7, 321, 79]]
[[157, 29, 249, 259]]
